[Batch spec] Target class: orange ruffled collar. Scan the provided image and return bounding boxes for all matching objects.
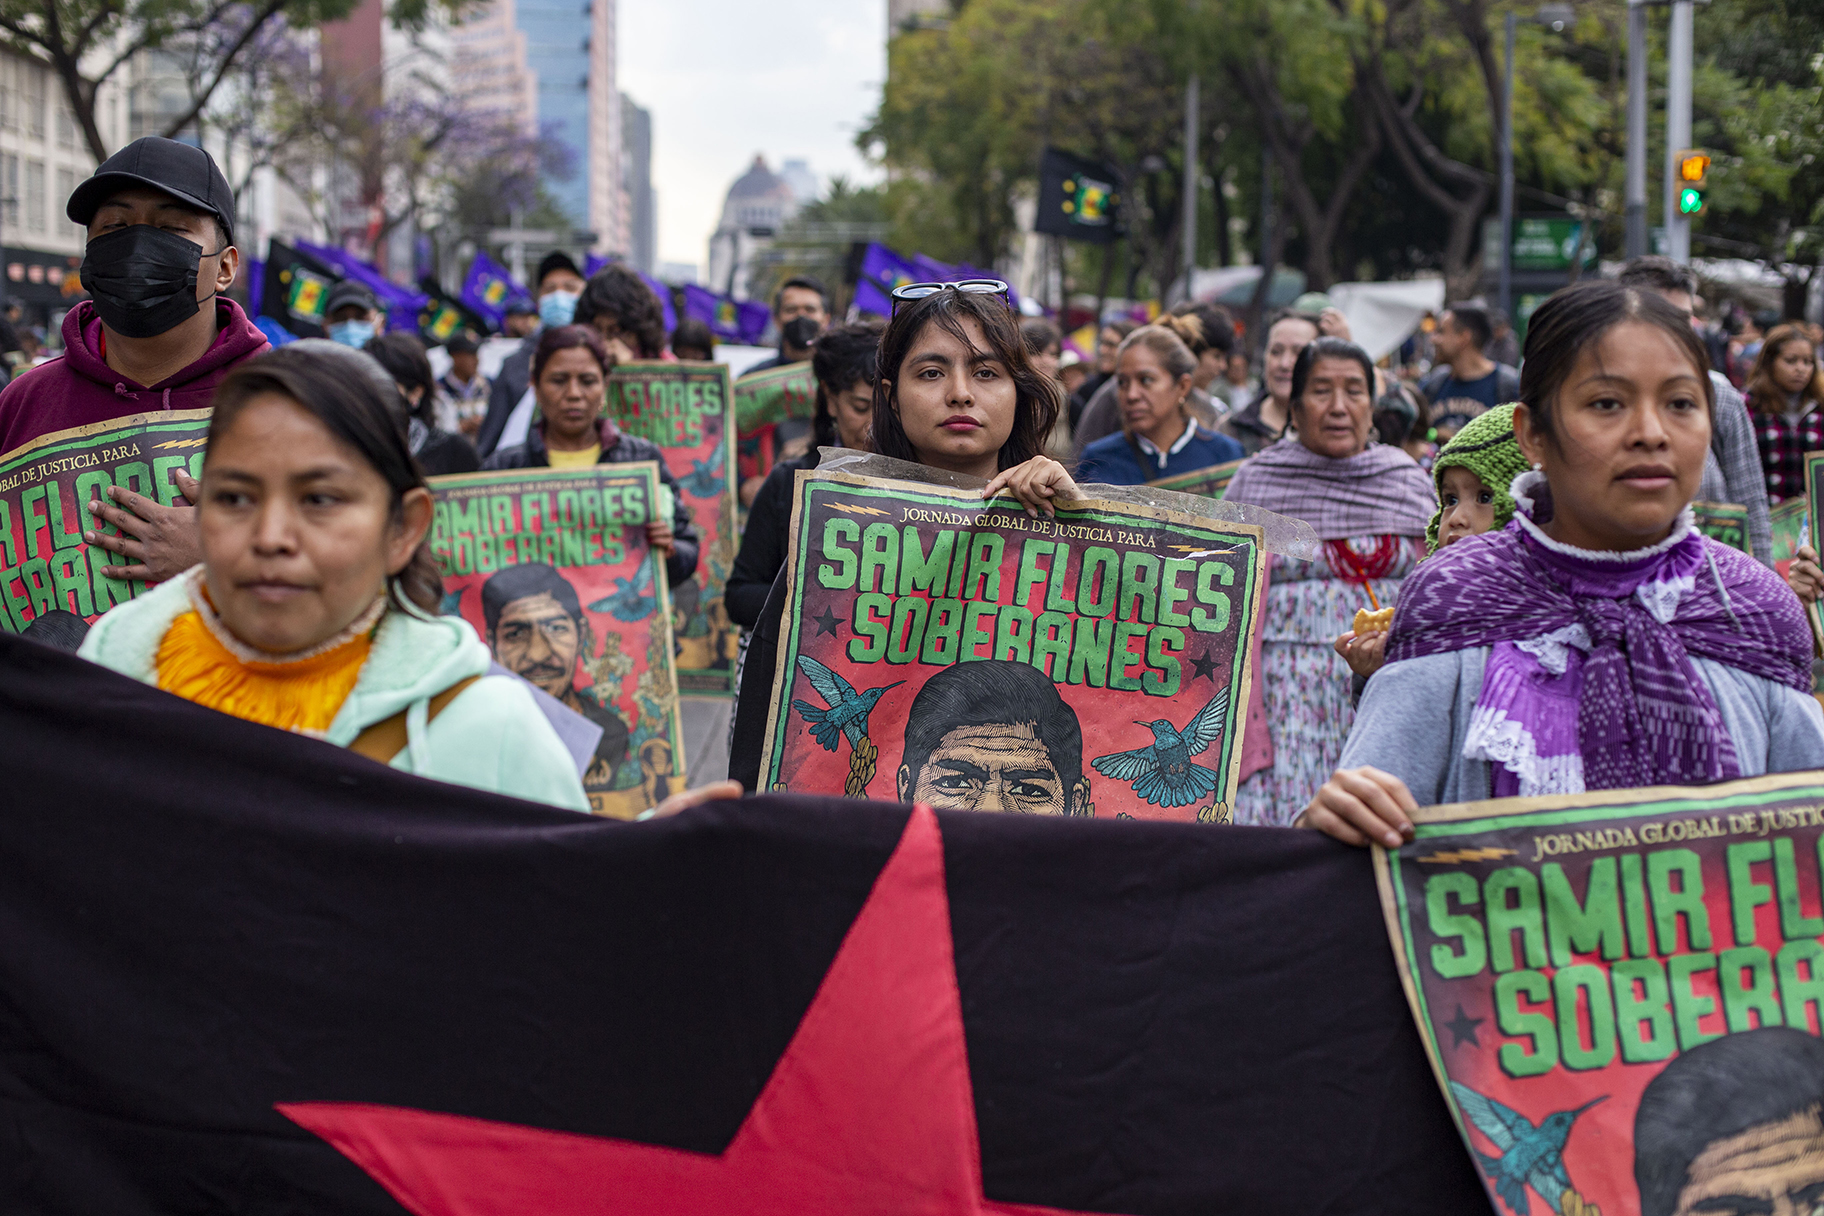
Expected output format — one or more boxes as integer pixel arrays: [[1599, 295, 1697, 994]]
[[155, 572, 387, 736]]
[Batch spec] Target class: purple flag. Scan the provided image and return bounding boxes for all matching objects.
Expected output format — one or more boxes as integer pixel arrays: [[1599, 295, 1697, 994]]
[[683, 284, 769, 345], [641, 272, 679, 337], [293, 240, 428, 333], [460, 251, 523, 329], [854, 243, 919, 316]]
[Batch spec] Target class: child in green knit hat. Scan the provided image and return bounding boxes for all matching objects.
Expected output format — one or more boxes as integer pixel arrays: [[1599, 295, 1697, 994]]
[[1426, 402, 1531, 552], [1336, 404, 1529, 691]]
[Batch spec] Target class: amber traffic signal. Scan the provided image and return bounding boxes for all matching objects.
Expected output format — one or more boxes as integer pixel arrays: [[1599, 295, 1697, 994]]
[[1675, 150, 1710, 216]]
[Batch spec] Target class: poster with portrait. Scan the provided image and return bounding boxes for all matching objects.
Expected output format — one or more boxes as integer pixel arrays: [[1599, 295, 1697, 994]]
[[427, 462, 686, 820], [758, 470, 1268, 821], [607, 360, 739, 694], [733, 361, 817, 489], [0, 408, 213, 632], [1374, 771, 1824, 1216], [1147, 458, 1244, 501], [1688, 501, 1751, 554]]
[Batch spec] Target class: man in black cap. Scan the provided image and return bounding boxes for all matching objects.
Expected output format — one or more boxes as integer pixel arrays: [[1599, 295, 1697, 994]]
[[475, 250, 586, 456], [322, 280, 384, 350], [0, 135, 268, 582]]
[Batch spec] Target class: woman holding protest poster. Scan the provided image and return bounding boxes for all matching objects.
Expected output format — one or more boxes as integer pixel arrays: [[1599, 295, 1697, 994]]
[[727, 280, 1082, 791], [727, 320, 882, 629], [1075, 318, 1245, 484], [1220, 337, 1436, 825], [77, 344, 593, 810], [484, 325, 699, 587], [1302, 281, 1824, 848]]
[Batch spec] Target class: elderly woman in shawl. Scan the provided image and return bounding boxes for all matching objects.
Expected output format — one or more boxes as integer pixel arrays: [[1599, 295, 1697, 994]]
[[1221, 337, 1436, 825], [1303, 281, 1824, 848]]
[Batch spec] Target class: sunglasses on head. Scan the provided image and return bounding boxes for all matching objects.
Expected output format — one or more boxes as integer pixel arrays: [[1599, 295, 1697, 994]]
[[889, 278, 1012, 314]]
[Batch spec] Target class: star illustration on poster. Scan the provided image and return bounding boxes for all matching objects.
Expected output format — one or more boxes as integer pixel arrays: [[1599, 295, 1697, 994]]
[[279, 806, 1126, 1216]]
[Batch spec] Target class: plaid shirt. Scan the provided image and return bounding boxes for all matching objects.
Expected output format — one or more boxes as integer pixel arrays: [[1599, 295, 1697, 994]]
[[1749, 392, 1824, 504], [1708, 375, 1773, 563]]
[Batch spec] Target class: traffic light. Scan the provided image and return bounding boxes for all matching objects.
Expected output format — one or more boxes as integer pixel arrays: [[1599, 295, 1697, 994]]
[[1676, 150, 1710, 216]]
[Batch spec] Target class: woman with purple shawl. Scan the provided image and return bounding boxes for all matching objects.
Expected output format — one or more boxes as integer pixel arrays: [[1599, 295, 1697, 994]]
[[1222, 338, 1437, 824], [1303, 281, 1824, 848]]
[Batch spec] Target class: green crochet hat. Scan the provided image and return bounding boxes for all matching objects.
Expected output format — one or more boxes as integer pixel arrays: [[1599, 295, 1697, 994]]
[[1426, 402, 1529, 552]]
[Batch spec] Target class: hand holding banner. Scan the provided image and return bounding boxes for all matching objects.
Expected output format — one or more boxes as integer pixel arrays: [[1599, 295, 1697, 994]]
[[0, 409, 213, 631]]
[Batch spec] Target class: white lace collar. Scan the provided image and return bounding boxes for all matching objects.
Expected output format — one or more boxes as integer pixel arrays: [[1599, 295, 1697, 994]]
[[1508, 470, 1695, 564]]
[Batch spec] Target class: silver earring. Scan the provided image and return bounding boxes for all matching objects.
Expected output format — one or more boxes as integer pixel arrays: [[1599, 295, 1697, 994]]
[[1531, 462, 1543, 472]]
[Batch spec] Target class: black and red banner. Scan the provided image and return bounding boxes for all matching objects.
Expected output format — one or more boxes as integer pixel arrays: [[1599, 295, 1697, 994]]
[[0, 632, 1480, 1213]]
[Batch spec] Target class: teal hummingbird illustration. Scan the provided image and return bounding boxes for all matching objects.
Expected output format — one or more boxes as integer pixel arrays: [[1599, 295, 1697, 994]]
[[1450, 1080, 1605, 1216], [588, 563, 656, 623], [1089, 688, 1229, 807], [791, 655, 903, 752], [681, 444, 726, 498]]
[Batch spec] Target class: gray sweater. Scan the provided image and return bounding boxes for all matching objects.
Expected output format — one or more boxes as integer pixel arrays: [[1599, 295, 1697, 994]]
[[1338, 649, 1824, 805]]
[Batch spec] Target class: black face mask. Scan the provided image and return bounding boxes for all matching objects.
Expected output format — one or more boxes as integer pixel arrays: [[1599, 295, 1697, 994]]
[[80, 225, 217, 339], [781, 316, 821, 349]]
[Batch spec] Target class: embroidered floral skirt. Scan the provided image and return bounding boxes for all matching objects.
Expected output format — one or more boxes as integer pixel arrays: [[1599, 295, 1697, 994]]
[[1231, 538, 1421, 826]]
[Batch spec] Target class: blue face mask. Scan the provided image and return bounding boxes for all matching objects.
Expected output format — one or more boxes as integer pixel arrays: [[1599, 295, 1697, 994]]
[[539, 290, 578, 329], [328, 319, 376, 349]]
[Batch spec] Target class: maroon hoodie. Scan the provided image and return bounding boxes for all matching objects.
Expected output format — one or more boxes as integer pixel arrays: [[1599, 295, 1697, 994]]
[[0, 298, 269, 458]]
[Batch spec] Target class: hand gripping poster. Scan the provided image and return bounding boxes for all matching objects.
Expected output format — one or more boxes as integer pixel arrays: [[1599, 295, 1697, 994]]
[[427, 463, 685, 819], [732, 361, 817, 489], [1374, 771, 1824, 1216], [0, 408, 213, 632], [758, 467, 1268, 821], [607, 360, 740, 694]]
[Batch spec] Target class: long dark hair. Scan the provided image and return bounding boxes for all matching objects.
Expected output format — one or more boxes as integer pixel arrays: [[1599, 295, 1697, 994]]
[[209, 345, 442, 615], [363, 331, 438, 425], [811, 319, 883, 449], [1519, 280, 1714, 447], [871, 289, 1059, 470], [1745, 323, 1824, 413]]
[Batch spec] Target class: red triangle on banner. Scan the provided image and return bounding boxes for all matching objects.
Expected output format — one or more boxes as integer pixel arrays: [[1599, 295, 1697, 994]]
[[280, 805, 1122, 1215]]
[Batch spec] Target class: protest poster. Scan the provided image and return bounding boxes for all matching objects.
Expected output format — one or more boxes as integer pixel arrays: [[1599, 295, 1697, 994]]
[[1148, 458, 1244, 501], [1375, 770, 1824, 1216], [758, 469, 1268, 821], [0, 408, 213, 631], [1772, 498, 1807, 577], [1688, 501, 1751, 554], [607, 360, 740, 694], [427, 463, 685, 819], [733, 361, 817, 489]]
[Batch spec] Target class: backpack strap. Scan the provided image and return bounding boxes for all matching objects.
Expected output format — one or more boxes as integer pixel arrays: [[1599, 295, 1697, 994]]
[[348, 675, 483, 765]]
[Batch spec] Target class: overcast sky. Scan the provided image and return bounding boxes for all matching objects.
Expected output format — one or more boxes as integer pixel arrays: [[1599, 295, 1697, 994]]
[[620, 2, 887, 276]]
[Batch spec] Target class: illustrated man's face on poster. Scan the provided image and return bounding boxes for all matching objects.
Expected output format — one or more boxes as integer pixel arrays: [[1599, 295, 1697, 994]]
[[1669, 1105, 1824, 1216], [493, 591, 584, 700], [897, 722, 1090, 816]]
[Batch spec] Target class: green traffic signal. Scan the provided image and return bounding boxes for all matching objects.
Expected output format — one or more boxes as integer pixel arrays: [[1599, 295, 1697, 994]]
[[1679, 186, 1705, 216]]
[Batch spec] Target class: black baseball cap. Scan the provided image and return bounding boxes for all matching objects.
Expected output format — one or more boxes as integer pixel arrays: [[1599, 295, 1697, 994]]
[[504, 297, 538, 317], [66, 137, 236, 242], [535, 251, 582, 288], [323, 280, 380, 317]]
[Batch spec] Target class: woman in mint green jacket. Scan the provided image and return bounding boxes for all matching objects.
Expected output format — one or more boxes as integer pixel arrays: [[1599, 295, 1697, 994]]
[[79, 343, 590, 812]]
